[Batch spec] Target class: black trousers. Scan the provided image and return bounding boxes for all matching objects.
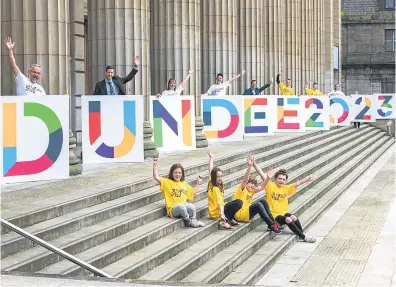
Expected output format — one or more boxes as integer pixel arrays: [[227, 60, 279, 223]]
[[249, 199, 276, 226], [275, 213, 305, 239], [224, 199, 243, 220]]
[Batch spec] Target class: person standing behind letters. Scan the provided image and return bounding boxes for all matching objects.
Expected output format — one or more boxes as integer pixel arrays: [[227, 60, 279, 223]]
[[4, 37, 46, 96], [93, 56, 140, 95]]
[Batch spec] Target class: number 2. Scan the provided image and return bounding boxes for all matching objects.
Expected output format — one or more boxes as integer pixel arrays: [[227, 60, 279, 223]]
[[355, 97, 372, 121], [305, 98, 324, 128]]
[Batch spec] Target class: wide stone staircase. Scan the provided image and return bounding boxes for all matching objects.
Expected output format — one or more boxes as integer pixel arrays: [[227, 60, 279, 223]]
[[1, 125, 394, 285]]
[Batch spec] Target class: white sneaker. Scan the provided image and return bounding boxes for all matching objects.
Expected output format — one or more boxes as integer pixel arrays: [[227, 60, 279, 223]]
[[191, 218, 204, 228], [303, 236, 316, 243]]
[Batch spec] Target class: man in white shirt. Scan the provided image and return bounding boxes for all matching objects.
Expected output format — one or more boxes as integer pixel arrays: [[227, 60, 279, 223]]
[[328, 84, 346, 97], [4, 37, 46, 96], [202, 70, 246, 96]]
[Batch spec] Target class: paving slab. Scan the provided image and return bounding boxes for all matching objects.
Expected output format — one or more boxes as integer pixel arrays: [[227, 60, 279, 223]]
[[255, 147, 395, 287]]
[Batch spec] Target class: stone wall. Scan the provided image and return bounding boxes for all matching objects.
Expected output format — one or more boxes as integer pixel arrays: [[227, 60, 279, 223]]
[[341, 0, 395, 95]]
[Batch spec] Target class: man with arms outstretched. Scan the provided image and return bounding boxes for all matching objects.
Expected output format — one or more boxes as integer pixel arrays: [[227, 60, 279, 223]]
[[4, 37, 46, 96]]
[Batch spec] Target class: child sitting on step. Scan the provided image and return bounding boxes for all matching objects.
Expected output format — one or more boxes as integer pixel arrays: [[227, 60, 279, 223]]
[[152, 157, 204, 228], [263, 168, 316, 243], [232, 156, 281, 234], [207, 150, 243, 230]]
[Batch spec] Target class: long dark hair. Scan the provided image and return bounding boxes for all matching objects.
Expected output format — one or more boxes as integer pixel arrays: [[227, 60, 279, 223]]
[[167, 78, 176, 90], [207, 167, 224, 193], [168, 164, 185, 181]]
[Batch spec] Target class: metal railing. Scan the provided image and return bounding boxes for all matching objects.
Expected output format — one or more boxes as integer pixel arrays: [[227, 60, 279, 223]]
[[0, 218, 112, 278]]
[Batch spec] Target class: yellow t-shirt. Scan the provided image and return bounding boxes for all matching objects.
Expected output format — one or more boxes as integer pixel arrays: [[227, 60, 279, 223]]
[[207, 178, 224, 220], [279, 83, 295, 96], [160, 178, 194, 216], [265, 181, 296, 218], [304, 88, 323, 96], [233, 185, 254, 222]]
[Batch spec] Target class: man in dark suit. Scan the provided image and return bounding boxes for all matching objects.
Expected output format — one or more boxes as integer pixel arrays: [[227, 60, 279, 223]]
[[93, 56, 140, 95], [243, 78, 273, 95]]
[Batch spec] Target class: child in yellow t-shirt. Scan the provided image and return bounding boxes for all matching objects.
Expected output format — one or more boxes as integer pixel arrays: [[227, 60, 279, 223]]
[[153, 158, 204, 228], [263, 168, 317, 243], [232, 156, 281, 234], [207, 150, 243, 229]]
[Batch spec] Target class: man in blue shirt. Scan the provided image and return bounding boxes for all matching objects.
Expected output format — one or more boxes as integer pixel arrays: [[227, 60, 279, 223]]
[[243, 78, 273, 95], [93, 56, 140, 95]]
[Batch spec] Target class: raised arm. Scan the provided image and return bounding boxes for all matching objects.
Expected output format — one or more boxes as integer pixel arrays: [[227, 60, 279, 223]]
[[240, 155, 254, 190], [181, 70, 194, 89], [4, 37, 20, 76], [304, 81, 311, 90], [276, 73, 281, 85], [152, 158, 162, 183], [295, 174, 317, 188], [252, 162, 271, 191], [229, 69, 246, 84], [258, 78, 273, 93], [121, 55, 140, 84], [208, 150, 214, 176], [193, 175, 203, 197]]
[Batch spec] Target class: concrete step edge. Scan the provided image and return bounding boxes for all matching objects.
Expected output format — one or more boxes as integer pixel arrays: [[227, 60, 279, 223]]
[[105, 132, 384, 280], [1, 127, 369, 259], [6, 128, 381, 274], [143, 134, 388, 283], [235, 139, 395, 286], [2, 129, 330, 230]]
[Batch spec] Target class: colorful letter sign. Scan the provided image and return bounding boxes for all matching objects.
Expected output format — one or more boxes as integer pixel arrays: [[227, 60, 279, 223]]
[[202, 96, 243, 142], [329, 95, 351, 126], [1, 96, 69, 184], [276, 96, 305, 132], [150, 96, 196, 151], [300, 96, 330, 130], [81, 96, 144, 164], [373, 94, 395, 119], [351, 95, 376, 122], [243, 96, 276, 136]]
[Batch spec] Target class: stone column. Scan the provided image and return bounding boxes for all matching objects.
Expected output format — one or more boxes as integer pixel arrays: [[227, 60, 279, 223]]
[[264, 0, 285, 95], [301, 0, 315, 92], [201, 0, 238, 95], [1, 0, 82, 175], [237, 0, 265, 94], [314, 0, 325, 92], [150, 0, 207, 148], [88, 0, 158, 158], [285, 0, 302, 95], [68, 0, 84, 174], [1, 0, 69, 95], [333, 0, 341, 85], [324, 0, 334, 93]]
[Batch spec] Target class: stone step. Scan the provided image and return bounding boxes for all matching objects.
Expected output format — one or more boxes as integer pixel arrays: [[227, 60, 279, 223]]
[[1, 126, 363, 260], [185, 137, 393, 284], [133, 133, 388, 282], [1, 130, 324, 234], [99, 130, 383, 280], [221, 139, 394, 286], [1, 127, 379, 275]]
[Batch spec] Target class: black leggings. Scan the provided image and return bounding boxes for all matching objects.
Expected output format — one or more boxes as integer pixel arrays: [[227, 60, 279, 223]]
[[275, 213, 305, 239], [224, 199, 243, 220], [249, 199, 276, 226], [354, 122, 360, 128]]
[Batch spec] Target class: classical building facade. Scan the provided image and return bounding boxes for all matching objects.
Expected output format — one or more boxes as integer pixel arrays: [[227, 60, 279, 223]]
[[341, 0, 395, 95], [1, 0, 342, 152]]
